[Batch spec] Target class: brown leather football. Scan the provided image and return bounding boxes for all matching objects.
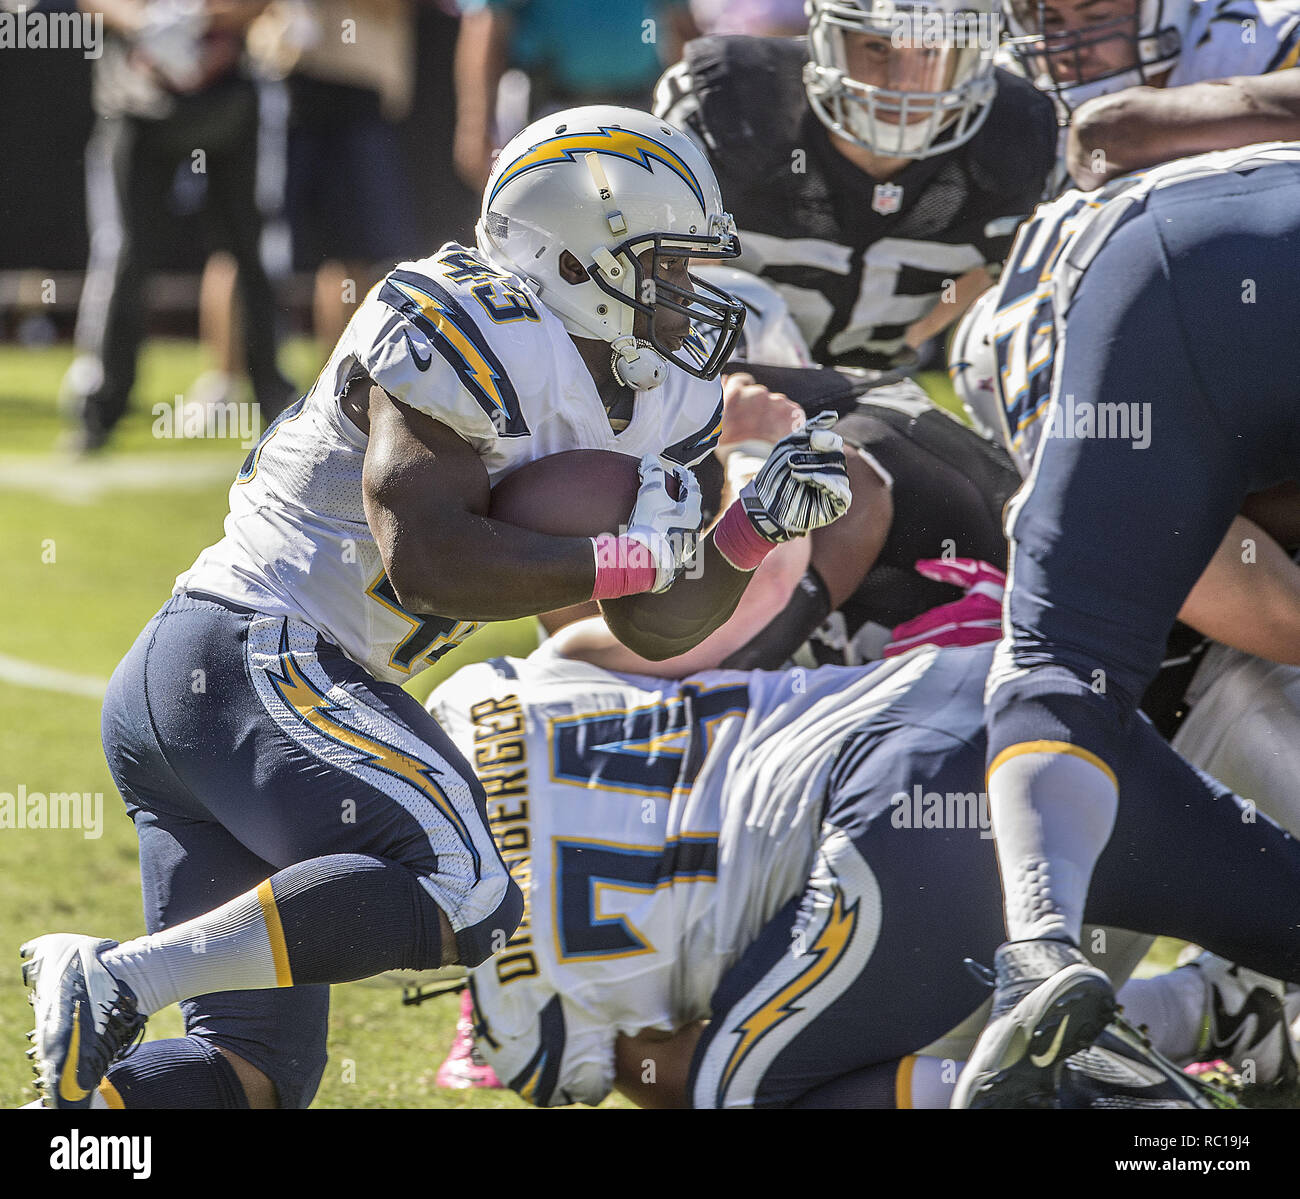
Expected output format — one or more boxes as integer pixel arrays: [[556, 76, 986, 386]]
[[488, 449, 648, 537]]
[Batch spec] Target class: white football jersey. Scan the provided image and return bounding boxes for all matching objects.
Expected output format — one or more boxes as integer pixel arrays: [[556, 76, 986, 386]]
[[1171, 0, 1300, 83], [690, 265, 814, 368], [427, 643, 932, 1106], [176, 244, 725, 684]]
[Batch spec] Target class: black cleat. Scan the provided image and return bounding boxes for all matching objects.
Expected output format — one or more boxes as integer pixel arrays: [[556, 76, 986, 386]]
[[1061, 1016, 1239, 1109], [952, 939, 1116, 1108]]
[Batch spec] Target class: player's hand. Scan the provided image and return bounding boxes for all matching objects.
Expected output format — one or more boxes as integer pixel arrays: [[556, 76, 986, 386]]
[[737, 412, 851, 542], [623, 455, 704, 593], [882, 558, 1006, 658], [717, 372, 804, 456]]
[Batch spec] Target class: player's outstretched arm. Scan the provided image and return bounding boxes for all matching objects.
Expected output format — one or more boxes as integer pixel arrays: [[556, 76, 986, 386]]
[[362, 382, 607, 621], [600, 534, 763, 662], [602, 415, 852, 660], [1067, 71, 1300, 189]]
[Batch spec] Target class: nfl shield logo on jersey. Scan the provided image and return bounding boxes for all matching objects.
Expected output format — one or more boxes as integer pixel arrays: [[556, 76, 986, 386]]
[[872, 183, 903, 215]]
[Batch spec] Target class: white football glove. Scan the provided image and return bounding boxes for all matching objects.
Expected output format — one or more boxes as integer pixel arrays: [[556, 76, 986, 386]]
[[623, 455, 703, 593], [738, 411, 851, 542]]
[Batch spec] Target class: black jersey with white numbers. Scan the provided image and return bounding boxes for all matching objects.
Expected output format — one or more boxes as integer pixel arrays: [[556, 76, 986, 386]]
[[655, 36, 1057, 369]]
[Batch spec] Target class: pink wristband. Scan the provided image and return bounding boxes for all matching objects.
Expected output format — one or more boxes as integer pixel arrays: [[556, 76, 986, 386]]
[[590, 533, 658, 600], [713, 501, 777, 572]]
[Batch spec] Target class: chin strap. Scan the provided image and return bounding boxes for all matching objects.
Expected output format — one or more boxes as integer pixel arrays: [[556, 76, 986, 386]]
[[610, 336, 667, 391]]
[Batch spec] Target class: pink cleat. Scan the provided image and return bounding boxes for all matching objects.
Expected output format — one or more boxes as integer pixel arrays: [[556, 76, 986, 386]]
[[436, 990, 502, 1089]]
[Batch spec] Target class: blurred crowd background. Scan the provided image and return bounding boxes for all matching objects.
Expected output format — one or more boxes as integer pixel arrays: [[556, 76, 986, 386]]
[[0, 0, 812, 439]]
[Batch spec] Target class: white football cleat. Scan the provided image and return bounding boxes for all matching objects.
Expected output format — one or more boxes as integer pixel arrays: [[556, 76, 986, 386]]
[[1187, 952, 1298, 1086], [20, 934, 146, 1109]]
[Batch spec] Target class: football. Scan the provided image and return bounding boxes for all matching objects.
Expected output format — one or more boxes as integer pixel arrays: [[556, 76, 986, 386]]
[[488, 449, 649, 537]]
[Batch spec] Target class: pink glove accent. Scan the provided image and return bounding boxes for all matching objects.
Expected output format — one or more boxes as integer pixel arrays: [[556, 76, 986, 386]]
[[882, 558, 1007, 658], [590, 533, 658, 601], [713, 500, 778, 572], [910, 557, 1006, 596]]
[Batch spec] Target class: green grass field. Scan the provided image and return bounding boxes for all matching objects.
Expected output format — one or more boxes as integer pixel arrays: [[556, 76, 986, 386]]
[[0, 341, 1188, 1109]]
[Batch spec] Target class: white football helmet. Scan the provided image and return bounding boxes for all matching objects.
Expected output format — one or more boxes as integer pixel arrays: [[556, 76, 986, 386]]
[[804, 0, 1000, 159], [476, 106, 747, 391], [948, 287, 1004, 443], [1001, 0, 1190, 118]]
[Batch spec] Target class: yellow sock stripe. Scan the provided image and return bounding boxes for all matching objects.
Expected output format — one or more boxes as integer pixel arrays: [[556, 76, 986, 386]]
[[98, 1078, 125, 1109], [895, 1054, 917, 1110], [987, 740, 1117, 791], [256, 880, 294, 987]]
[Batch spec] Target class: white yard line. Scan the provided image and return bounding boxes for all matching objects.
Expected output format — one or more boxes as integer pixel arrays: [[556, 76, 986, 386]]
[[0, 652, 108, 699], [0, 453, 237, 504]]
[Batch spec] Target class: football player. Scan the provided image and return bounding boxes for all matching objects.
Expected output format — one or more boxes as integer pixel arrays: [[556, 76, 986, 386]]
[[946, 143, 1300, 1106], [1000, 0, 1300, 185], [660, 275, 1236, 701], [433, 296, 1024, 1090], [951, 264, 1300, 1087], [653, 0, 1058, 370], [17, 106, 852, 1110], [531, 515, 1300, 1097], [428, 636, 1300, 1108]]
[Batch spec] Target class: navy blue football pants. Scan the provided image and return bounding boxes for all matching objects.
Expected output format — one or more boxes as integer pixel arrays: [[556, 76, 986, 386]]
[[690, 646, 1300, 1107], [101, 593, 522, 1106]]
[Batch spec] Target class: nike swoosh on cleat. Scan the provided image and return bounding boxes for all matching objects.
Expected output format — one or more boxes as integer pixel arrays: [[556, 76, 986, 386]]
[[1029, 1015, 1070, 1069], [57, 1004, 90, 1104], [1209, 985, 1274, 1055]]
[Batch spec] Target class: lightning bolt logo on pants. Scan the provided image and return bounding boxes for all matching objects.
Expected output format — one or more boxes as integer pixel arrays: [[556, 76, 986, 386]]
[[266, 650, 483, 878], [718, 886, 859, 1100]]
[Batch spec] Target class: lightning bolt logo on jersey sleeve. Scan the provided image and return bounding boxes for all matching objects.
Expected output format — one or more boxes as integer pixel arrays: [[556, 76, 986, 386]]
[[473, 987, 615, 1108], [345, 244, 729, 475], [660, 393, 723, 467], [356, 252, 539, 443], [377, 271, 529, 437]]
